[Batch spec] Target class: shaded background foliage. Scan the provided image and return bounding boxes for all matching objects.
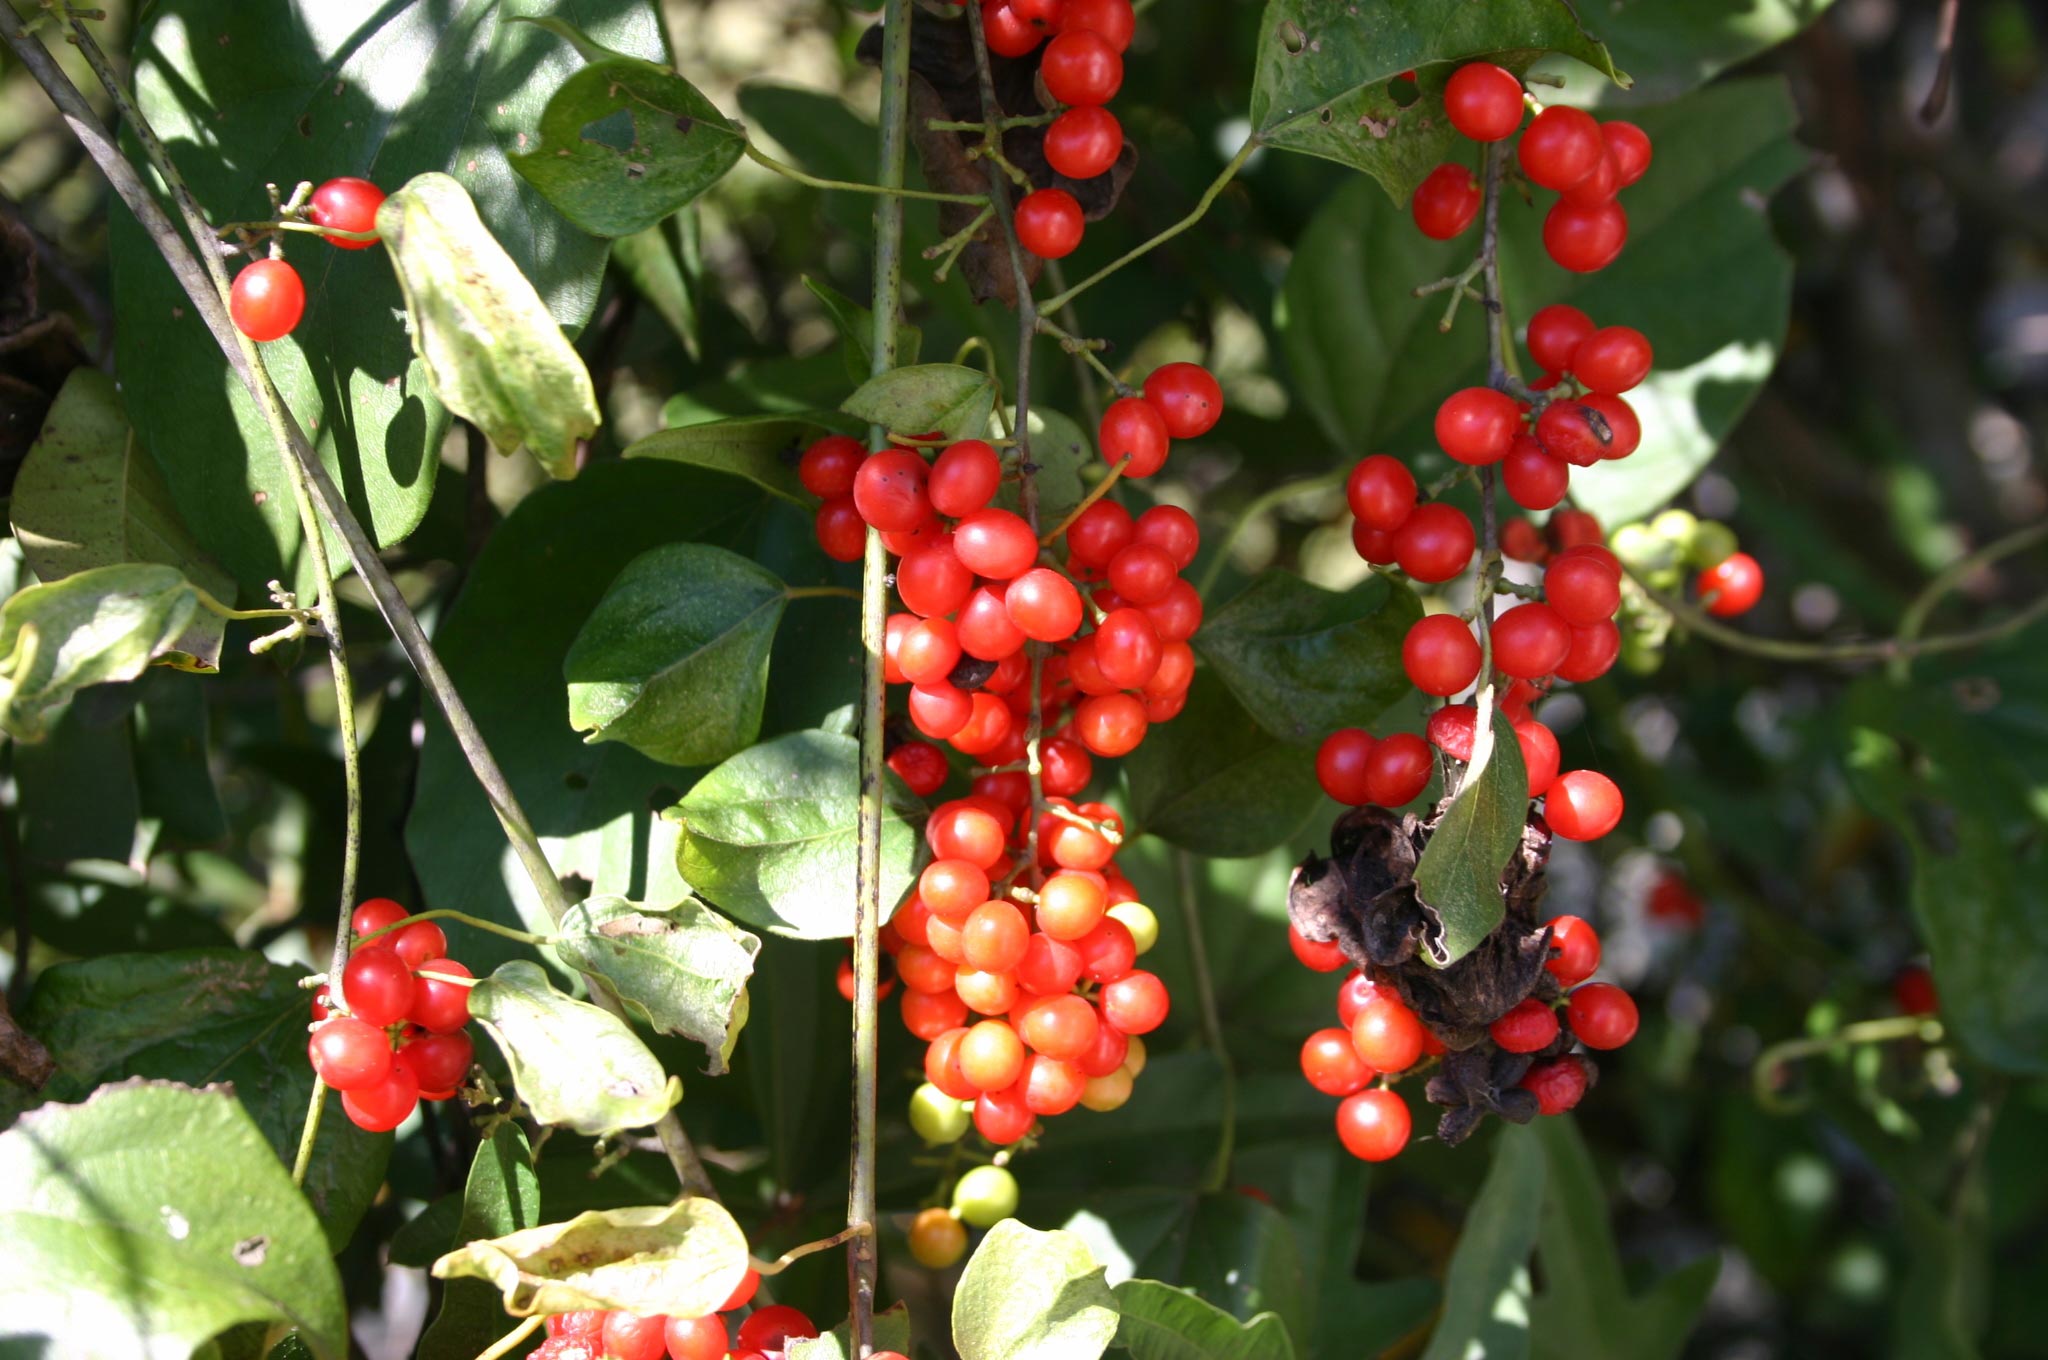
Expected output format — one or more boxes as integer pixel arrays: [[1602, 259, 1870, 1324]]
[[1, 1, 2046, 1358]]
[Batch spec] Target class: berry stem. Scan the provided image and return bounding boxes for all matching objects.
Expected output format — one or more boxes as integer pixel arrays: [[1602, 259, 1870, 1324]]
[[785, 585, 863, 602], [289, 1076, 327, 1187], [1751, 1014, 1943, 1114], [753, 1223, 869, 1275], [215, 218, 380, 244], [1890, 519, 2048, 678], [742, 140, 988, 207], [1034, 315, 1133, 396], [1038, 455, 1132, 546], [1175, 849, 1235, 1193], [1193, 466, 1347, 599], [475, 1317, 543, 1360], [354, 909, 554, 950]]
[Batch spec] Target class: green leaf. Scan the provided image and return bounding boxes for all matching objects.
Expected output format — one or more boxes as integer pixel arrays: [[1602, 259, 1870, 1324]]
[[1194, 571, 1423, 745], [1529, 1118, 1719, 1360], [1124, 670, 1325, 858], [671, 730, 926, 939], [842, 363, 998, 440], [1010, 406, 1094, 531], [1278, 80, 1803, 527], [9, 368, 235, 669], [803, 276, 923, 383], [511, 56, 744, 237], [432, 1199, 749, 1319], [111, 0, 668, 600], [0, 949, 389, 1251], [626, 413, 855, 504], [13, 694, 142, 865], [1113, 1278, 1297, 1360], [564, 544, 790, 767], [1413, 706, 1530, 968], [613, 215, 703, 359], [1529, 0, 1840, 104], [552, 894, 761, 1075], [468, 959, 680, 1136], [133, 669, 228, 845], [379, 172, 601, 478], [1249, 0, 1622, 203], [953, 1220, 1121, 1360], [1419, 1123, 1546, 1360], [1, 564, 210, 743], [418, 1127, 543, 1360], [0, 1080, 347, 1359]]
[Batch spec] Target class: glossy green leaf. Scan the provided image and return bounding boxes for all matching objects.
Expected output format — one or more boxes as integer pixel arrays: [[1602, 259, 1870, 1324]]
[[1195, 571, 1423, 744], [511, 54, 743, 238], [1414, 706, 1530, 968], [1249, 0, 1621, 202], [565, 544, 788, 767], [431, 1199, 749, 1319], [1278, 80, 1803, 527], [0, 1080, 346, 1359], [111, 0, 668, 599], [9, 368, 234, 671], [552, 894, 760, 1075], [1011, 405, 1094, 531], [418, 1127, 543, 1360], [1420, 1123, 1546, 1360], [1123, 670, 1325, 857], [671, 730, 926, 939], [953, 1220, 1120, 1360], [0, 949, 388, 1251], [842, 363, 998, 440], [379, 173, 600, 478], [468, 960, 680, 1136], [1, 565, 213, 743], [626, 414, 853, 504], [803, 276, 923, 383], [1530, 0, 1840, 104], [1113, 1278, 1296, 1360]]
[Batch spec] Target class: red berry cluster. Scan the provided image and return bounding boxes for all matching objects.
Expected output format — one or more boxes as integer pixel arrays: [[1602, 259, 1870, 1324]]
[[306, 898, 474, 1132], [883, 794, 1166, 1144], [968, 0, 1136, 261], [1290, 910, 1639, 1161], [532, 1275, 858, 1360], [1416, 63, 1652, 274], [228, 176, 386, 341]]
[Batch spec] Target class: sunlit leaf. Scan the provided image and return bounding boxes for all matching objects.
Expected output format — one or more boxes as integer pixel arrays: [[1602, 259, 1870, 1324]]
[[552, 894, 760, 1074], [468, 960, 680, 1136], [953, 1220, 1120, 1360], [432, 1200, 748, 1319], [1414, 707, 1530, 968]]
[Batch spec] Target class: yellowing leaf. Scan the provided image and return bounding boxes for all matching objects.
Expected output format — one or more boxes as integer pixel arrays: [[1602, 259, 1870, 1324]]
[[431, 1200, 749, 1319]]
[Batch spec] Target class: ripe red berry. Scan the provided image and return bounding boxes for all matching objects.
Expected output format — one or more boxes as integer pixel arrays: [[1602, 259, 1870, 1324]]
[[1581, 394, 1640, 459], [1346, 454, 1417, 532], [340, 1061, 419, 1132], [1364, 732, 1432, 806], [1526, 304, 1595, 375], [1894, 963, 1939, 1016], [1006, 567, 1084, 642], [341, 945, 415, 1028], [230, 259, 306, 341], [1534, 400, 1606, 466], [1547, 509, 1603, 551], [1315, 728, 1377, 805], [547, 1312, 607, 1340], [308, 1016, 393, 1091], [1350, 994, 1426, 1072], [1545, 915, 1601, 986], [1100, 969, 1170, 1033], [1489, 997, 1561, 1053], [1411, 163, 1481, 240], [1074, 917, 1136, 984], [1065, 500, 1134, 565], [1074, 692, 1147, 756], [962, 901, 1031, 973], [1404, 614, 1481, 696], [1060, 0, 1136, 50], [1435, 387, 1522, 465], [1335, 1088, 1411, 1162], [974, 1082, 1036, 1143], [1100, 396, 1171, 477], [1288, 919, 1348, 973], [1044, 105, 1123, 180], [1696, 552, 1764, 617], [395, 1030, 474, 1094], [736, 1307, 820, 1355], [1602, 120, 1653, 187], [1544, 197, 1628, 273], [601, 1314, 668, 1360], [1444, 62, 1524, 142], [799, 434, 866, 498], [409, 958, 473, 1033], [1513, 716, 1560, 796], [1301, 1027, 1372, 1095], [1133, 505, 1200, 568], [982, 1, 1043, 58], [1491, 602, 1573, 680], [929, 439, 1003, 516], [1143, 362, 1224, 439], [1142, 578, 1203, 643], [953, 508, 1039, 580], [1094, 607, 1163, 687], [1503, 435, 1570, 511], [1015, 188, 1085, 259], [1107, 542, 1175, 605], [815, 497, 866, 562], [1518, 106, 1604, 190], [350, 898, 409, 939], [664, 1316, 730, 1360], [1426, 703, 1476, 761], [852, 449, 930, 532], [1392, 503, 1476, 582], [1501, 518, 1548, 563], [1544, 554, 1622, 626], [1040, 29, 1123, 106], [1521, 1055, 1591, 1115], [309, 176, 385, 248], [1546, 769, 1623, 841], [1566, 982, 1639, 1049], [1571, 326, 1652, 394]]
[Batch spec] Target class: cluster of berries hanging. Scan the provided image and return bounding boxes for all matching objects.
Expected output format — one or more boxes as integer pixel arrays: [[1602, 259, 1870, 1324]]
[[1415, 62, 1651, 274], [228, 176, 386, 341], [531, 1274, 862, 1360], [305, 898, 474, 1132], [963, 0, 1136, 260]]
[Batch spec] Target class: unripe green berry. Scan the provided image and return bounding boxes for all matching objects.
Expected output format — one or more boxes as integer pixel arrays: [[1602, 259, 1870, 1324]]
[[1648, 508, 1699, 548], [910, 1083, 971, 1144], [1686, 520, 1739, 570], [951, 1164, 1020, 1228], [1609, 522, 1666, 573], [1106, 902, 1159, 955]]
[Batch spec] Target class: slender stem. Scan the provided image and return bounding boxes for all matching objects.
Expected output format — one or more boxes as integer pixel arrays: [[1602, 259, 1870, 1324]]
[[1889, 520, 2048, 678], [1039, 456, 1130, 545], [847, 3, 914, 1350], [754, 1224, 869, 1275], [1193, 466, 1347, 599], [216, 219, 379, 244], [786, 585, 863, 601], [1037, 136, 1258, 314], [1176, 850, 1234, 1193], [290, 1076, 327, 1186], [745, 140, 984, 206], [352, 911, 556, 950], [1752, 1014, 1942, 1113], [477, 1317, 544, 1360]]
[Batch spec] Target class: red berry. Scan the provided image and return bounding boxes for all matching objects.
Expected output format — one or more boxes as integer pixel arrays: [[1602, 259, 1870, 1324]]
[[903, 985, 970, 1037], [1346, 454, 1417, 532], [1392, 503, 1475, 582], [1561, 147, 1619, 206], [982, 1, 1043, 57], [1100, 969, 1169, 1033], [1142, 578, 1203, 643], [341, 945, 415, 1028], [1503, 435, 1570, 511], [1545, 915, 1601, 986], [230, 259, 306, 341], [974, 1083, 1036, 1143], [735, 1307, 819, 1355], [1075, 918, 1137, 984], [1894, 964, 1939, 1016], [1404, 614, 1481, 696], [1544, 198, 1628, 273], [1351, 994, 1425, 1072], [1566, 982, 1639, 1049], [1526, 304, 1595, 376], [1016, 188, 1085, 259], [351, 898, 409, 938], [409, 958, 473, 1033], [888, 741, 951, 797], [1444, 63, 1525, 142], [1315, 728, 1377, 805], [1411, 163, 1481, 240], [1521, 1055, 1591, 1115], [1518, 106, 1604, 190], [1602, 121, 1653, 187], [1288, 920, 1348, 973], [1426, 703, 1476, 761], [601, 1313, 668, 1360], [909, 682, 973, 740], [1364, 732, 1432, 807], [308, 1017, 393, 1091], [1106, 542, 1174, 604], [1065, 500, 1134, 564], [1489, 997, 1561, 1053], [1302, 1027, 1372, 1095], [1335, 1088, 1411, 1161], [953, 508, 1039, 579], [1006, 567, 1084, 642], [1009, 0, 1064, 27], [309, 176, 385, 248], [929, 439, 1003, 516], [664, 1315, 729, 1360], [928, 801, 1008, 866], [853, 449, 930, 532], [547, 1312, 607, 1340], [1100, 396, 1171, 477], [340, 1061, 419, 1132], [1501, 518, 1548, 563], [1036, 872, 1108, 942], [1143, 362, 1224, 439], [1696, 552, 1764, 617], [1074, 692, 1147, 756], [1020, 1052, 1087, 1115], [1647, 872, 1706, 927], [1016, 992, 1101, 1060], [1490, 602, 1574, 680], [815, 497, 866, 562], [1435, 387, 1522, 465], [1352, 521, 1397, 565], [1547, 509, 1603, 551], [1040, 29, 1123, 106], [1571, 326, 1652, 394], [1544, 554, 1622, 626], [1016, 932, 1085, 996], [394, 1030, 473, 1094], [1061, 0, 1135, 48], [1094, 607, 1162, 687], [1534, 400, 1608, 467], [1513, 716, 1561, 797], [1133, 505, 1200, 568], [1582, 394, 1640, 459], [1045, 105, 1123, 180], [1545, 769, 1623, 841]]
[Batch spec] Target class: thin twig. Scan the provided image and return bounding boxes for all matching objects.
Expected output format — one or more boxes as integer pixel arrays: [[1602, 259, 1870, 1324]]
[[1921, 0, 1961, 124], [1176, 850, 1234, 1193], [1039, 456, 1130, 545]]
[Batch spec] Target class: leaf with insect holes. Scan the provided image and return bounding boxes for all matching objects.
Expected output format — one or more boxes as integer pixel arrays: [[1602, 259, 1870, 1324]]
[[1249, 0, 1623, 203], [466, 960, 679, 1136], [551, 894, 761, 1075], [842, 363, 998, 441], [431, 1200, 749, 1319], [1413, 707, 1529, 968]]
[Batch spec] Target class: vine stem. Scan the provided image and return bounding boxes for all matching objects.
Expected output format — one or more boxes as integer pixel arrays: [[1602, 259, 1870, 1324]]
[[1193, 466, 1347, 599], [1176, 850, 1235, 1193], [1039, 456, 1130, 545], [1751, 1014, 1942, 1113], [1464, 141, 1515, 779], [354, 910, 554, 951], [0, 8, 715, 1200], [847, 1, 913, 1350], [743, 140, 985, 206]]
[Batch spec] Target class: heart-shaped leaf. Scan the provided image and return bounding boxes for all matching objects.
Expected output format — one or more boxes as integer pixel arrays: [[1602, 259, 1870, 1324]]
[[431, 1200, 749, 1319], [468, 960, 680, 1136], [552, 895, 761, 1075], [1413, 705, 1529, 968], [842, 363, 998, 440], [1, 564, 214, 742], [953, 1220, 1121, 1360]]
